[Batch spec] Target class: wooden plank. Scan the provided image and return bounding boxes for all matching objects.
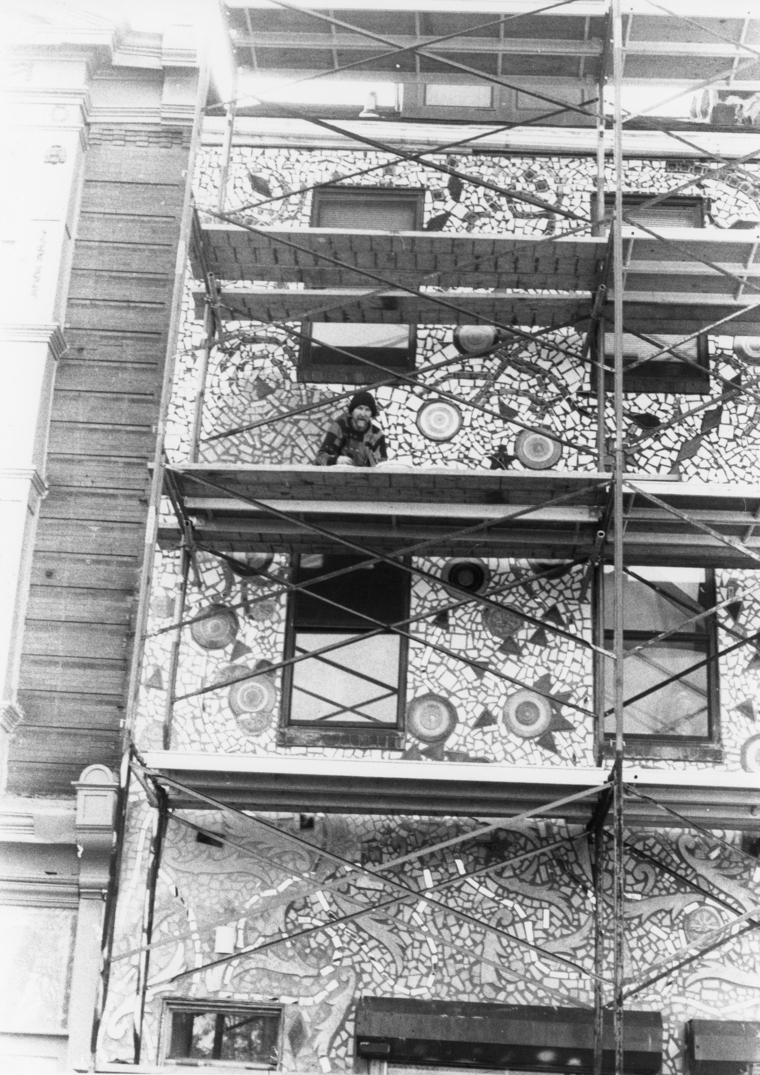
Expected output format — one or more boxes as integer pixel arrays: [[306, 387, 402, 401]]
[[81, 180, 182, 216], [60, 333, 164, 364], [205, 287, 592, 326], [27, 585, 135, 625], [45, 456, 151, 491], [9, 727, 122, 765], [84, 147, 187, 185], [23, 621, 131, 660], [17, 689, 125, 730], [5, 760, 119, 797], [47, 421, 157, 457], [55, 359, 159, 394], [41, 488, 149, 525], [51, 391, 157, 427], [75, 213, 181, 245], [31, 553, 140, 590], [65, 299, 168, 333], [72, 240, 175, 274], [19, 655, 128, 695], [68, 270, 171, 304], [35, 518, 146, 557]]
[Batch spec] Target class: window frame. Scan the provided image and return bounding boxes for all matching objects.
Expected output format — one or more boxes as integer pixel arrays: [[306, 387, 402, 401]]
[[298, 187, 424, 384], [160, 998, 282, 1068], [597, 566, 722, 762], [279, 554, 409, 750], [589, 193, 709, 394]]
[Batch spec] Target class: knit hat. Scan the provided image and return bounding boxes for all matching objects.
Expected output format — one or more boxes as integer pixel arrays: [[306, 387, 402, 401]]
[[348, 390, 378, 417]]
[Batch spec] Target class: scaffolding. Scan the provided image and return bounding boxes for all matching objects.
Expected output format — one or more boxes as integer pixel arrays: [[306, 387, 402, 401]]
[[103, 3, 760, 1072]]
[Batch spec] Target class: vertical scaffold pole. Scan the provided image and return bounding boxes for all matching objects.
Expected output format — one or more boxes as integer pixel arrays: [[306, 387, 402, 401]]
[[163, 544, 191, 749], [611, 0, 626, 1072], [133, 788, 168, 1064]]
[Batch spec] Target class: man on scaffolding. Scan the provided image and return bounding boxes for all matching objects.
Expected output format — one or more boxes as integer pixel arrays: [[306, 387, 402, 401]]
[[314, 391, 388, 467]]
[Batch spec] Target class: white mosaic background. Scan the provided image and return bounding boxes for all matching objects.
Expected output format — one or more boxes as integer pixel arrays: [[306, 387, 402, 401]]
[[99, 790, 760, 1075], [161, 148, 760, 481]]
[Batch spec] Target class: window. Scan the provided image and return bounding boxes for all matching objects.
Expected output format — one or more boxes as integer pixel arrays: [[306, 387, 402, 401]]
[[591, 192, 705, 233], [601, 566, 720, 759], [590, 193, 709, 393], [312, 187, 423, 231], [300, 322, 416, 384], [163, 1001, 280, 1066], [280, 554, 409, 749], [299, 188, 423, 383]]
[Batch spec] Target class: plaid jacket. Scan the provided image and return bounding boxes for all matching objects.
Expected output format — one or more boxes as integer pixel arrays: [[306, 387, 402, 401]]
[[314, 413, 388, 467]]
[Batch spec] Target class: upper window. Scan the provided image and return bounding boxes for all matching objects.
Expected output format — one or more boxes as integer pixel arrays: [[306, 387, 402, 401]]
[[280, 554, 409, 749], [601, 566, 720, 759], [591, 194, 709, 394], [299, 188, 423, 384], [163, 1000, 280, 1067], [312, 187, 424, 231]]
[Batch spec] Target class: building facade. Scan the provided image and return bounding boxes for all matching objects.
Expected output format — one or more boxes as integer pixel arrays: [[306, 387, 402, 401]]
[[5, 2, 760, 1073]]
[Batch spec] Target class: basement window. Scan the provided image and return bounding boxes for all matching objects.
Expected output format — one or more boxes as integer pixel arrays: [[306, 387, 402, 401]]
[[601, 566, 721, 761], [280, 554, 409, 749], [163, 1000, 280, 1066]]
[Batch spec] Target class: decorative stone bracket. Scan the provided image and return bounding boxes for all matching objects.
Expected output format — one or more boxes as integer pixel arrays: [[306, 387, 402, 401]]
[[72, 763, 118, 899]]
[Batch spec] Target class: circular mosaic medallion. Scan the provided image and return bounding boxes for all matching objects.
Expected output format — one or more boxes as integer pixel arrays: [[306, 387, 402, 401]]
[[734, 337, 760, 365], [453, 325, 500, 355], [236, 710, 274, 736], [228, 672, 277, 717], [442, 558, 490, 597], [515, 428, 562, 470], [190, 604, 239, 650], [482, 605, 522, 638], [249, 598, 277, 622], [684, 905, 723, 943], [407, 693, 458, 744], [416, 400, 463, 442], [741, 733, 760, 772], [503, 689, 552, 739], [244, 552, 274, 574]]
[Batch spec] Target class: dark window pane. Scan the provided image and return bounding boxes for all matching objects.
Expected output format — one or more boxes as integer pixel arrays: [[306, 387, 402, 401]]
[[294, 555, 408, 630]]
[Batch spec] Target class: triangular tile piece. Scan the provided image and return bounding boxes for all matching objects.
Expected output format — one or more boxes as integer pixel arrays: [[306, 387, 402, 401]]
[[727, 600, 743, 623], [145, 667, 163, 690], [674, 435, 703, 464], [747, 652, 760, 672], [551, 690, 574, 707], [536, 732, 559, 754], [532, 673, 553, 694], [735, 699, 756, 721], [474, 707, 498, 729], [421, 742, 446, 761], [542, 605, 566, 627], [401, 744, 423, 761], [499, 400, 519, 420], [498, 637, 522, 657], [253, 376, 276, 399], [230, 640, 252, 661], [549, 711, 575, 733], [432, 610, 450, 629], [472, 662, 490, 680], [528, 626, 549, 647]]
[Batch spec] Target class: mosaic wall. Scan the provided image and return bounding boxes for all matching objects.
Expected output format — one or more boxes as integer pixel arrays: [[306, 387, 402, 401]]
[[99, 791, 760, 1074], [162, 148, 760, 482], [135, 549, 760, 774]]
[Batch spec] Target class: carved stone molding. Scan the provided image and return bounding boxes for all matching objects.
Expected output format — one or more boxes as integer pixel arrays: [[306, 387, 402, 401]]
[[72, 764, 118, 899], [0, 700, 25, 735]]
